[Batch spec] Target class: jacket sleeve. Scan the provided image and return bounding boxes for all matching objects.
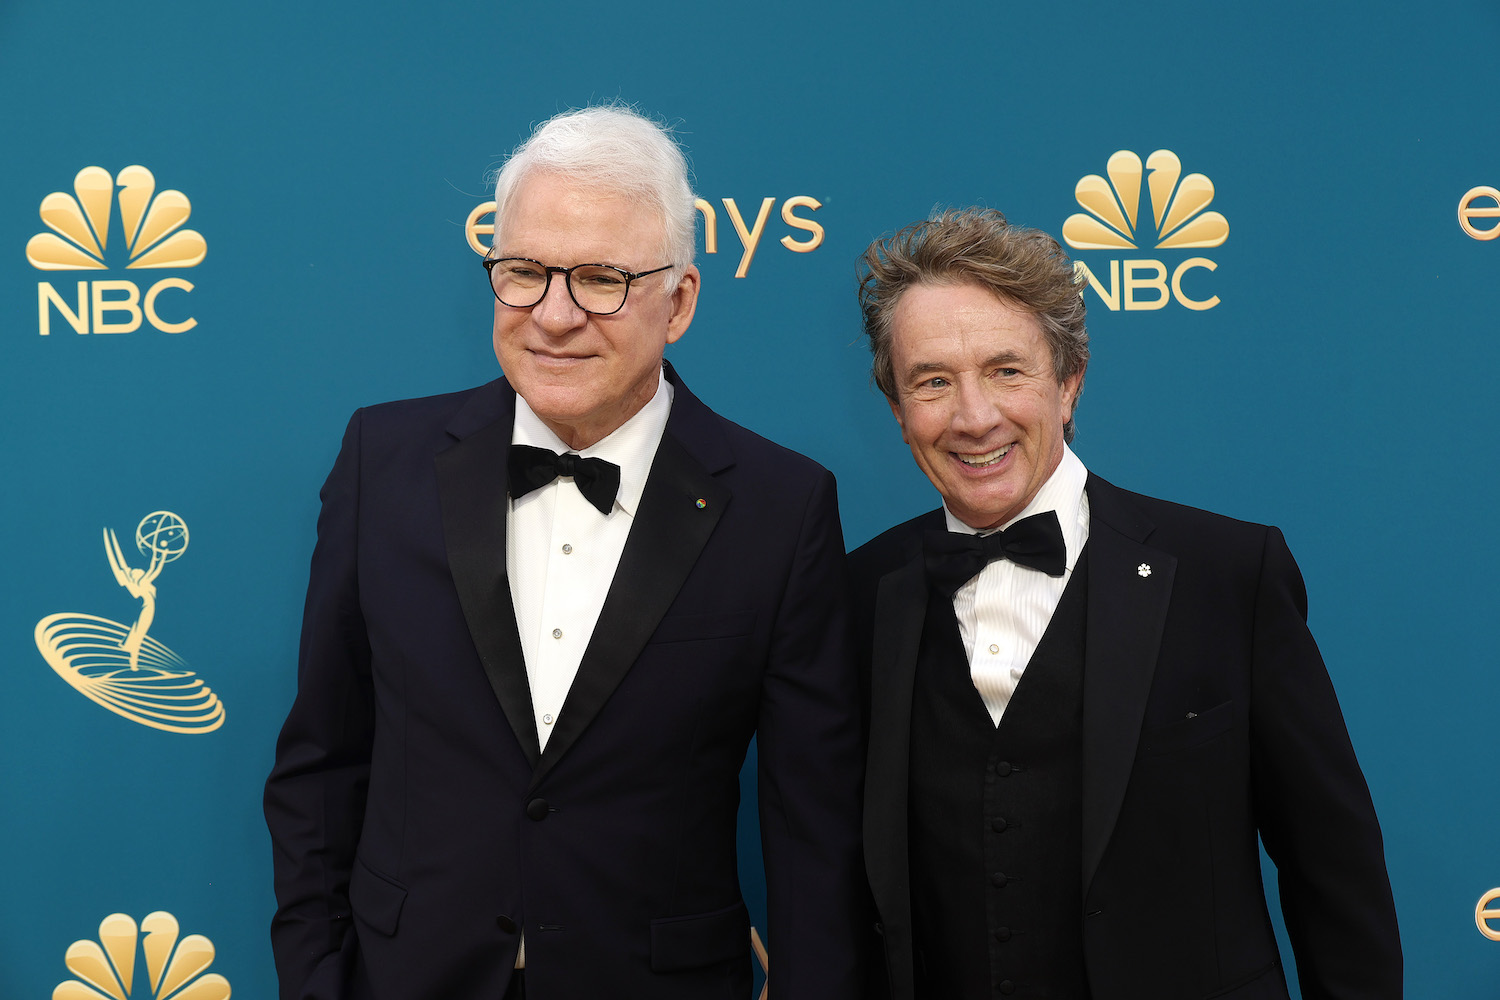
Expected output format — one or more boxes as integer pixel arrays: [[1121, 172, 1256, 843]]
[[263, 410, 376, 1000], [1250, 526, 1402, 998], [755, 468, 869, 1000]]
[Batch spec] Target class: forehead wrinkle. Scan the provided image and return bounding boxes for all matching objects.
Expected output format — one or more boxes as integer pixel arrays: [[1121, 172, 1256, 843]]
[[495, 241, 639, 272]]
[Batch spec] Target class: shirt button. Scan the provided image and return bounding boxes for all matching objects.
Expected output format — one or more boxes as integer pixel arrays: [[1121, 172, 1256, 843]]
[[561, 543, 573, 554], [552, 628, 562, 639], [988, 643, 999, 654], [542, 713, 554, 725]]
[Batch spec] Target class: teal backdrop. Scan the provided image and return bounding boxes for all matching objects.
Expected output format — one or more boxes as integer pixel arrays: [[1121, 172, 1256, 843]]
[[3, 0, 1497, 995]]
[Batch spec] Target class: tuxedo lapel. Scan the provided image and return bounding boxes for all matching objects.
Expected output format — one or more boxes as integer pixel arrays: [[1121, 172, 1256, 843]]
[[530, 368, 731, 790], [1080, 474, 1175, 893], [435, 380, 541, 765], [863, 549, 927, 922]]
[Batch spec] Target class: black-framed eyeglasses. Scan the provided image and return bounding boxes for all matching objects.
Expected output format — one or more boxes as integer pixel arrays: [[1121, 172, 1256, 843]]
[[483, 255, 675, 316]]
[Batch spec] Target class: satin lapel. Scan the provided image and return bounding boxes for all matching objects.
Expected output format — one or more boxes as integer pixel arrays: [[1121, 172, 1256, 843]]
[[1081, 475, 1175, 893], [434, 382, 541, 765], [862, 548, 929, 936], [530, 377, 730, 790]]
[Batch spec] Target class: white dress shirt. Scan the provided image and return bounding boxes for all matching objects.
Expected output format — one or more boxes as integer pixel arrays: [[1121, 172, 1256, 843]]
[[945, 445, 1090, 726], [507, 370, 673, 751]]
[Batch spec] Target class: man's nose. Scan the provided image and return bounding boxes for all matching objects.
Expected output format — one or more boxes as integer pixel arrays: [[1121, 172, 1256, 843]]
[[531, 272, 587, 333], [950, 381, 1003, 437]]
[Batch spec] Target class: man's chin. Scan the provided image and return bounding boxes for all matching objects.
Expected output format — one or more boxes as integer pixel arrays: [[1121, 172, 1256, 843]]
[[513, 374, 594, 409], [944, 488, 1028, 531]]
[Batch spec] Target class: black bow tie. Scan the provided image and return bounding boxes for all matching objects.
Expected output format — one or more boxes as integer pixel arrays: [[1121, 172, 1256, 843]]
[[923, 510, 1067, 597], [507, 444, 621, 515]]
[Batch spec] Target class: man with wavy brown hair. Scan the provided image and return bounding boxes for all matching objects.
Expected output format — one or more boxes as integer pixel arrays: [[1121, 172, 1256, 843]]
[[852, 208, 1400, 1000]]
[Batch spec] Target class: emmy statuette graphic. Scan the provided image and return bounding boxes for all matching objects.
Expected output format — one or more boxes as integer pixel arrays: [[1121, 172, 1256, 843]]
[[36, 511, 224, 734]]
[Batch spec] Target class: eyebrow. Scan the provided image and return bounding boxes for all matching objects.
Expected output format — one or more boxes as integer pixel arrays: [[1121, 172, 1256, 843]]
[[901, 351, 1031, 382], [902, 361, 948, 380]]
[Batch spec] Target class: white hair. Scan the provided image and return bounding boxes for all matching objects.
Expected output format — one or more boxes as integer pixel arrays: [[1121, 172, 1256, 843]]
[[492, 104, 697, 287]]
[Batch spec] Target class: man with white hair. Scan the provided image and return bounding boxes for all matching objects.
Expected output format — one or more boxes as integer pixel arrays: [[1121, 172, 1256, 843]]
[[265, 105, 865, 1000]]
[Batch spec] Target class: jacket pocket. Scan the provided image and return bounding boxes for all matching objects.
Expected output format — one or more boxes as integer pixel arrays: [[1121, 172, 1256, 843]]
[[648, 610, 756, 645], [1206, 958, 1282, 998], [349, 856, 407, 936], [649, 900, 750, 972], [1138, 699, 1235, 758]]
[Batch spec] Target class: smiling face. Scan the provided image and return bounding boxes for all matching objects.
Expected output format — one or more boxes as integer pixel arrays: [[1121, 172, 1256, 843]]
[[492, 170, 699, 450], [886, 282, 1083, 530]]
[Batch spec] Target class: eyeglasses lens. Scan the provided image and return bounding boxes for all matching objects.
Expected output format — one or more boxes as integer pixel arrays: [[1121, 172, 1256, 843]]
[[490, 260, 630, 315]]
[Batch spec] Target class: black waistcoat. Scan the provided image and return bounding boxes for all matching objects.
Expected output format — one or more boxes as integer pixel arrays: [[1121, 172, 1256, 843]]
[[908, 553, 1090, 1000]]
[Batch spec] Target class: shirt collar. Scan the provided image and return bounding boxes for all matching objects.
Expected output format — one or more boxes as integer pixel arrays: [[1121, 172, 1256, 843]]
[[942, 444, 1090, 571], [511, 369, 674, 518]]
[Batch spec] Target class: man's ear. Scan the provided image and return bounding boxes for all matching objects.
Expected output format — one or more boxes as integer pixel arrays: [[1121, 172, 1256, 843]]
[[1060, 363, 1085, 416], [664, 265, 700, 345]]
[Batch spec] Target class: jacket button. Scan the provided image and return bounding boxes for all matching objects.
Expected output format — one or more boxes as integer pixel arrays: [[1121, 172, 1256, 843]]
[[994, 761, 1012, 776], [991, 816, 1008, 833], [496, 915, 518, 933], [998, 980, 1016, 995], [993, 925, 1012, 942], [526, 798, 550, 821], [990, 871, 1008, 888]]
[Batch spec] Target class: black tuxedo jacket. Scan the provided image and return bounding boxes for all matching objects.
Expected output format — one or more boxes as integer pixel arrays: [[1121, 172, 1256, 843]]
[[264, 365, 865, 1000], [851, 474, 1401, 1000]]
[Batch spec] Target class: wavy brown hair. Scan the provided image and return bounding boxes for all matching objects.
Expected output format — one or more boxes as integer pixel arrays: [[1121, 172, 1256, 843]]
[[858, 207, 1089, 441]]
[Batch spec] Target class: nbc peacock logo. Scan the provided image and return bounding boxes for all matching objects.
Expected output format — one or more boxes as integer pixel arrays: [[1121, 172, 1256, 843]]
[[1062, 150, 1228, 312], [35, 511, 224, 735], [27, 166, 205, 336], [53, 911, 230, 1000]]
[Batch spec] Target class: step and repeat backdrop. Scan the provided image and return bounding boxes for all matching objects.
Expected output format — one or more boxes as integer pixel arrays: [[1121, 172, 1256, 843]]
[[2, 0, 1496, 995]]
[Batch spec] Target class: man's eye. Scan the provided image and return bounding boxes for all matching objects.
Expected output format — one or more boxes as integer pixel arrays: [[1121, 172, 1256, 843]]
[[506, 265, 542, 279], [995, 368, 1020, 378], [577, 270, 626, 287], [923, 377, 950, 389]]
